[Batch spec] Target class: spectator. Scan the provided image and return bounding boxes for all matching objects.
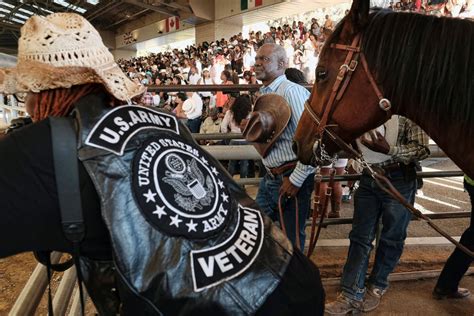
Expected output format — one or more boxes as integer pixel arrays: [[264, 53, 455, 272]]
[[249, 43, 313, 250], [215, 70, 233, 111], [221, 95, 252, 178], [188, 66, 200, 84], [242, 45, 255, 71], [151, 91, 160, 107], [323, 14, 335, 30], [293, 49, 304, 71], [173, 92, 188, 125], [285, 68, 307, 85], [182, 91, 203, 133], [303, 33, 318, 83], [199, 107, 222, 145], [325, 116, 430, 314], [224, 64, 240, 84], [433, 174, 473, 300], [241, 70, 253, 84], [141, 89, 154, 106], [310, 18, 321, 37]]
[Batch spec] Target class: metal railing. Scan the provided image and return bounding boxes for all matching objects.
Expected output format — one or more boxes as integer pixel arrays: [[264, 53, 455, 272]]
[[0, 94, 25, 125], [9, 252, 86, 316], [145, 83, 313, 93]]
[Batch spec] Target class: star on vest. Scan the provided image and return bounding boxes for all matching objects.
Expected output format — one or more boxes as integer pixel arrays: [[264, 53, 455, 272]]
[[243, 94, 291, 157]]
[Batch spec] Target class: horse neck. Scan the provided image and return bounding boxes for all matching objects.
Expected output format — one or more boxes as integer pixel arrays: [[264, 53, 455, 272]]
[[396, 105, 474, 178]]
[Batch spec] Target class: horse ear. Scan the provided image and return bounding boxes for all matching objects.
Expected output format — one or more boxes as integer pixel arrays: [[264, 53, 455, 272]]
[[341, 0, 370, 38]]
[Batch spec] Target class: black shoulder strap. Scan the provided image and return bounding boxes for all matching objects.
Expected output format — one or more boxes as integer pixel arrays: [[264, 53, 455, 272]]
[[49, 116, 86, 316], [35, 116, 86, 270], [49, 116, 85, 242]]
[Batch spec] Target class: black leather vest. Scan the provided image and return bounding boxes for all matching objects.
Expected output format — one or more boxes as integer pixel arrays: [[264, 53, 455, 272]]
[[73, 94, 293, 315]]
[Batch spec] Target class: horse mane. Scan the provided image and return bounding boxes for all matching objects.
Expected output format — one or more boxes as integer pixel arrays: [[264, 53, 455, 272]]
[[359, 9, 474, 135]]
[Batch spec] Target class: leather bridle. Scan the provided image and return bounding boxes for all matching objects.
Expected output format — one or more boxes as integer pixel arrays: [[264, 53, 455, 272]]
[[303, 33, 474, 259], [303, 33, 392, 162]]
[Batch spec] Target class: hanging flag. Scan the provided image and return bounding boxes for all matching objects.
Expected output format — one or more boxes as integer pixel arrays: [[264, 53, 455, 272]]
[[241, 0, 262, 11], [123, 32, 137, 45], [166, 16, 180, 32]]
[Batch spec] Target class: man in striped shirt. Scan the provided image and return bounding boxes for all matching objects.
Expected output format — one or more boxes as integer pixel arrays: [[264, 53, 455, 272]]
[[254, 43, 314, 250]]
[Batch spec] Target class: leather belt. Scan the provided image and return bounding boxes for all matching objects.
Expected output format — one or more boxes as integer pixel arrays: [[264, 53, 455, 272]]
[[381, 162, 402, 173], [365, 162, 401, 176], [267, 161, 298, 177]]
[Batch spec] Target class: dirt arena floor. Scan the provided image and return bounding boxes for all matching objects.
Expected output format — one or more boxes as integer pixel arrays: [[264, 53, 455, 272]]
[[0, 158, 471, 314]]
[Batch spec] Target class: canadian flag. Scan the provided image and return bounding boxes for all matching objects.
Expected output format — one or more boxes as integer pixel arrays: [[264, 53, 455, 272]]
[[166, 16, 180, 33]]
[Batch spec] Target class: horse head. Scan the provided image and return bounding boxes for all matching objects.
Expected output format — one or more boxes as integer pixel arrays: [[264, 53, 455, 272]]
[[293, 0, 390, 166]]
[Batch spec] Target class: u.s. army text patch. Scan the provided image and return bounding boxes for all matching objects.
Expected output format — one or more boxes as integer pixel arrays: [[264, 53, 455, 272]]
[[85, 105, 179, 155]]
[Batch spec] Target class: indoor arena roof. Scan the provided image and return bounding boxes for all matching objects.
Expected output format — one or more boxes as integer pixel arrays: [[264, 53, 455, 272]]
[[0, 0, 191, 54]]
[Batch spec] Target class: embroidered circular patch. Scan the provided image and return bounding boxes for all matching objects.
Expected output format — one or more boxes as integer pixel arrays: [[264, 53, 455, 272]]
[[132, 134, 232, 239]]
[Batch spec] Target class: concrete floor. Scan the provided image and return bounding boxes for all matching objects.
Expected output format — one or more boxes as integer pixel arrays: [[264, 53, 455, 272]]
[[324, 275, 474, 315]]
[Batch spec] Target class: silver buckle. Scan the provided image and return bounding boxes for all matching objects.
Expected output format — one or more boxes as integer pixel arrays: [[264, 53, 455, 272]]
[[379, 98, 392, 111]]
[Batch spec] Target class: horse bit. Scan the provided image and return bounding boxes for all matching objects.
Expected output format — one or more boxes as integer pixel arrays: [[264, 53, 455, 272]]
[[303, 33, 474, 258]]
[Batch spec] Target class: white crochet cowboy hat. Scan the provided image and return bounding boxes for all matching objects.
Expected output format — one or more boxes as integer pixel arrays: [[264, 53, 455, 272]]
[[0, 13, 144, 101]]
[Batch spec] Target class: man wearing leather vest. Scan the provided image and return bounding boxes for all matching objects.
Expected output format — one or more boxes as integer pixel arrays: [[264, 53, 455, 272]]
[[0, 13, 324, 315]]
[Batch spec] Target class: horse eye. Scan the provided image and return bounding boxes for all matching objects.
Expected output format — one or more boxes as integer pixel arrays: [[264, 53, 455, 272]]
[[316, 69, 328, 82]]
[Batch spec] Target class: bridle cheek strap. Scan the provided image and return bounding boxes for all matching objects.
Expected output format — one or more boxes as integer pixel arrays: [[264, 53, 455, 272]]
[[304, 32, 392, 159], [318, 33, 362, 133], [360, 53, 392, 115]]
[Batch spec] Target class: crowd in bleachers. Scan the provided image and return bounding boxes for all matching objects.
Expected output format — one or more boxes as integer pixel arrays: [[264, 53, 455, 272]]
[[115, 0, 472, 160], [388, 0, 473, 16], [116, 10, 347, 136], [117, 12, 336, 95]]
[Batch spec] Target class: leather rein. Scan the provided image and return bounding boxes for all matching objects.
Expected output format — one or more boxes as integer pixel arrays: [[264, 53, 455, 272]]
[[304, 33, 474, 258]]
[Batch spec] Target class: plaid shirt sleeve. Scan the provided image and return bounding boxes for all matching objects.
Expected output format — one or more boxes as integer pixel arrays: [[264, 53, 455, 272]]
[[385, 117, 430, 165]]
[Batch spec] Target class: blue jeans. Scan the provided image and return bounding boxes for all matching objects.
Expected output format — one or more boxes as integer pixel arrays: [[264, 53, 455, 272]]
[[228, 160, 250, 178], [341, 169, 416, 301], [186, 118, 201, 133], [435, 180, 474, 291], [256, 169, 314, 250], [227, 140, 250, 178]]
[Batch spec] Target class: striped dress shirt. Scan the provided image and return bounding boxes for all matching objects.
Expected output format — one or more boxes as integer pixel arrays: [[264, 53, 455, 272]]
[[260, 75, 315, 187]]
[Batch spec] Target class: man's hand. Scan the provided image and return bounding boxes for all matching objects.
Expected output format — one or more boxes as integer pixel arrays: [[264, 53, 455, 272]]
[[279, 177, 300, 199], [360, 131, 390, 154]]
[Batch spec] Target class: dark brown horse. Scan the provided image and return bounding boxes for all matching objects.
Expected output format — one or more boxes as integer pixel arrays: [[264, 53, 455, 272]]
[[293, 0, 474, 179]]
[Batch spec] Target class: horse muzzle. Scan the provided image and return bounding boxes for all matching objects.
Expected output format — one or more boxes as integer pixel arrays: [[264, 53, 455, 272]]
[[312, 139, 336, 167], [292, 140, 312, 165]]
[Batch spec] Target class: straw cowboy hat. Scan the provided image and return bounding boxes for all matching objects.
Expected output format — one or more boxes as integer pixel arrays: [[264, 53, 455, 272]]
[[243, 94, 291, 158], [0, 13, 144, 101]]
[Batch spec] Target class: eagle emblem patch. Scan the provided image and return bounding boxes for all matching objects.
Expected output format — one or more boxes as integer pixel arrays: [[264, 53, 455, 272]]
[[132, 134, 231, 239]]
